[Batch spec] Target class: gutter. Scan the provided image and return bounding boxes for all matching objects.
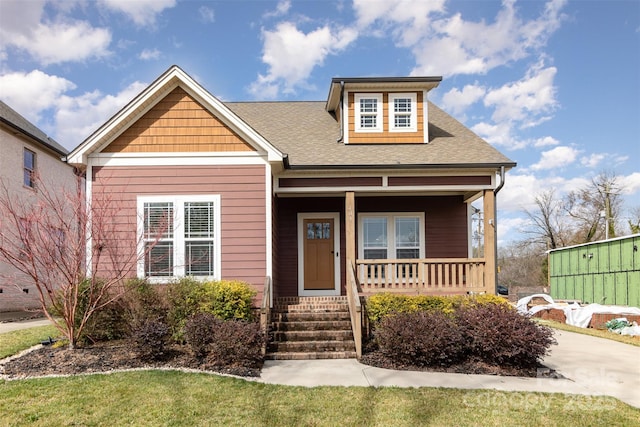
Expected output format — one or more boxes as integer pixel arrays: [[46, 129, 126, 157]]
[[336, 81, 345, 143], [283, 162, 516, 171], [0, 117, 68, 157], [493, 165, 505, 293]]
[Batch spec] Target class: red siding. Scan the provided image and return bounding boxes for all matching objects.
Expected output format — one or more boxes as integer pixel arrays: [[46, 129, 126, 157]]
[[91, 165, 267, 288]]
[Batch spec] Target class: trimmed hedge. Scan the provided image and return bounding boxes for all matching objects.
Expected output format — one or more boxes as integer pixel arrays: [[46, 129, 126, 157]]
[[366, 293, 509, 323]]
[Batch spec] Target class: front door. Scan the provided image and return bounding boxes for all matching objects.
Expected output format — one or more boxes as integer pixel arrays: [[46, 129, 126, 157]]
[[298, 213, 340, 296]]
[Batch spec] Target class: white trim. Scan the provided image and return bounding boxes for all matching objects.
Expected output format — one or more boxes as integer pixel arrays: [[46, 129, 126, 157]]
[[90, 152, 269, 167], [265, 164, 273, 278], [297, 212, 341, 296], [85, 162, 93, 277], [358, 212, 426, 259], [388, 93, 417, 133], [276, 185, 492, 195], [342, 90, 349, 144], [136, 194, 222, 283], [67, 66, 284, 166], [354, 93, 383, 133], [423, 90, 429, 143]]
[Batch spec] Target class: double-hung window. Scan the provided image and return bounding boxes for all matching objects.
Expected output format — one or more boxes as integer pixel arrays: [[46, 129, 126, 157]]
[[389, 93, 417, 132], [138, 195, 220, 281], [355, 93, 383, 132], [23, 148, 36, 188], [359, 213, 424, 260]]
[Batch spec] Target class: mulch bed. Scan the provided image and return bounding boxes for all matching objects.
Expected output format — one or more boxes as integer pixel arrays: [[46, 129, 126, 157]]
[[1, 340, 261, 379]]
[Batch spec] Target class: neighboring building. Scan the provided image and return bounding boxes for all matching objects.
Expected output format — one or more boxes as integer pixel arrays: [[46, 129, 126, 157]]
[[0, 100, 77, 312], [548, 234, 640, 308], [66, 66, 516, 356]]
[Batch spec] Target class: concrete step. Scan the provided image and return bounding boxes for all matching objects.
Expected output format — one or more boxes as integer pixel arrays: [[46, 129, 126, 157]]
[[271, 320, 352, 332], [273, 311, 351, 322], [265, 350, 357, 360]]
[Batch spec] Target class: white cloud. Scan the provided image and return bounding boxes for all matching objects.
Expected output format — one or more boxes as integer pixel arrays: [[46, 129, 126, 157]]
[[198, 6, 215, 23], [249, 22, 357, 98], [0, 70, 76, 123], [533, 136, 560, 147], [139, 48, 161, 61], [440, 84, 485, 116], [55, 81, 148, 148], [620, 172, 640, 196], [580, 153, 606, 168], [530, 146, 579, 171], [99, 0, 176, 27], [264, 1, 291, 19], [483, 63, 558, 123], [0, 1, 111, 66]]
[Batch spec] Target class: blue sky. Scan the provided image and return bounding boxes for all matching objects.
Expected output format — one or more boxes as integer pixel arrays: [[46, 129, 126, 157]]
[[1, 0, 638, 244]]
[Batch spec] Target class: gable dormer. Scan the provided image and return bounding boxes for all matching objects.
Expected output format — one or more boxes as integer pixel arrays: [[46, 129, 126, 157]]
[[326, 77, 441, 145]]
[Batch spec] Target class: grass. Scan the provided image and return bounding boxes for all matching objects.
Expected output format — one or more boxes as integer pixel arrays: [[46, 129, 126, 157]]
[[536, 319, 640, 347], [1, 370, 638, 426], [1, 324, 639, 426], [0, 324, 60, 359]]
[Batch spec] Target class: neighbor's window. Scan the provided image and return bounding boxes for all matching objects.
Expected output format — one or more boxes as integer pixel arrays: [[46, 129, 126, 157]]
[[355, 93, 383, 132], [23, 148, 36, 188], [138, 195, 220, 281], [389, 93, 417, 132]]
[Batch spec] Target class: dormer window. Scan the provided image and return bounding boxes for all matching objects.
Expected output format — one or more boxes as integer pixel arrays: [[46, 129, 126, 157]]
[[389, 93, 417, 132], [355, 93, 382, 132]]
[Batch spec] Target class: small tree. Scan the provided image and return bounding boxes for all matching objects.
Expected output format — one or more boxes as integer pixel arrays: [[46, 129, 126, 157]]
[[0, 175, 157, 348]]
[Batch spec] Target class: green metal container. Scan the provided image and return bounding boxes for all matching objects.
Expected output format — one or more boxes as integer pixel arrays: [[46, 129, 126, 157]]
[[548, 234, 640, 308]]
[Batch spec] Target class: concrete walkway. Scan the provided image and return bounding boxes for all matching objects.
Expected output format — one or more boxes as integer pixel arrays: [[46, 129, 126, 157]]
[[3, 317, 639, 408]]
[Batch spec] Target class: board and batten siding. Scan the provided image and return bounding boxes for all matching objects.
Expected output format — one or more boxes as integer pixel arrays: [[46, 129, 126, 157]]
[[91, 164, 267, 288], [102, 87, 255, 153]]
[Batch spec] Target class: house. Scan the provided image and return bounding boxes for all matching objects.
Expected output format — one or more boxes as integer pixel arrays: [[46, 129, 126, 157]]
[[66, 66, 515, 357], [0, 100, 78, 312]]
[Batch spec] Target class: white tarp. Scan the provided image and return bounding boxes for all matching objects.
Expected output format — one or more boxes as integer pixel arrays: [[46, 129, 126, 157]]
[[517, 294, 640, 330]]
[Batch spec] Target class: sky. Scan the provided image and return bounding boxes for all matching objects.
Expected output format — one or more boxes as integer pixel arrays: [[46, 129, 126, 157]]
[[0, 0, 638, 246]]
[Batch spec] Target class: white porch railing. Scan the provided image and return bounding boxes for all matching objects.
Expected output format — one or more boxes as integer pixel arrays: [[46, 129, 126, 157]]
[[355, 258, 487, 294]]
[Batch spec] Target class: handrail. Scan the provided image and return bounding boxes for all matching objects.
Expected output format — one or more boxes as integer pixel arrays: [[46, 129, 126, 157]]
[[260, 275, 272, 355], [347, 261, 362, 358]]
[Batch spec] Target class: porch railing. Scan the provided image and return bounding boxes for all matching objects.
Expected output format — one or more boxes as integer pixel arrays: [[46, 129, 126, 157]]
[[346, 262, 363, 358], [356, 258, 487, 294]]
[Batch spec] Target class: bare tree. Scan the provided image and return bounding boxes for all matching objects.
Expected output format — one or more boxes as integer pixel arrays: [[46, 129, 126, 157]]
[[522, 189, 568, 249], [0, 175, 156, 348], [564, 171, 623, 243], [498, 240, 547, 289], [627, 206, 640, 235]]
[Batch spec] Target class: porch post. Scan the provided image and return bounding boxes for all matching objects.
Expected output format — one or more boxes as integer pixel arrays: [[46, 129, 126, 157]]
[[345, 191, 356, 266], [483, 189, 496, 294]]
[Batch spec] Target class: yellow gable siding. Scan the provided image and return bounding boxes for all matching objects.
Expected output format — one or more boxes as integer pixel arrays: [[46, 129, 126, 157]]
[[347, 91, 424, 144], [103, 87, 255, 153]]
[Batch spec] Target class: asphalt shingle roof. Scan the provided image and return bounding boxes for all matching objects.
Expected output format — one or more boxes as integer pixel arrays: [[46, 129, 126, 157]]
[[0, 100, 68, 156], [226, 100, 515, 169]]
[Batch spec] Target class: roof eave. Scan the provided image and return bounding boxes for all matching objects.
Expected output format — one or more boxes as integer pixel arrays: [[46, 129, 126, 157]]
[[284, 162, 517, 171], [0, 116, 68, 157]]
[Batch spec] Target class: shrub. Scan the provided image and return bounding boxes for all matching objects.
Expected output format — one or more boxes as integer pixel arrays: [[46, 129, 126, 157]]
[[124, 278, 167, 324], [131, 318, 171, 361], [375, 310, 466, 367], [81, 298, 129, 343], [166, 278, 256, 341], [184, 313, 220, 358], [366, 293, 509, 324], [207, 320, 264, 367], [456, 304, 556, 368]]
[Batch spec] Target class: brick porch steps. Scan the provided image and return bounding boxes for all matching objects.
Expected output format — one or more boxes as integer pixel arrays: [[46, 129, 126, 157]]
[[266, 296, 357, 360]]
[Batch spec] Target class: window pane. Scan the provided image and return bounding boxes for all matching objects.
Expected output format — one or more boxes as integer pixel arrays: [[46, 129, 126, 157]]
[[364, 248, 387, 259], [363, 218, 387, 248], [394, 98, 411, 113], [186, 241, 214, 276], [185, 202, 214, 238], [360, 115, 377, 128], [360, 98, 377, 113], [397, 248, 419, 259], [145, 242, 173, 276], [23, 149, 35, 169], [394, 115, 411, 128], [144, 202, 173, 238], [23, 149, 35, 187], [396, 217, 419, 247]]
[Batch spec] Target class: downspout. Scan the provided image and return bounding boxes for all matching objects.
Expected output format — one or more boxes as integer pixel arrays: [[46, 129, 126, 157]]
[[493, 166, 505, 293], [336, 81, 345, 143]]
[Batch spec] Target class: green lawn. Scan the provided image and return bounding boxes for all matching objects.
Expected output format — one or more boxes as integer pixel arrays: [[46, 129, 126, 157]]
[[0, 324, 60, 359], [1, 325, 639, 426]]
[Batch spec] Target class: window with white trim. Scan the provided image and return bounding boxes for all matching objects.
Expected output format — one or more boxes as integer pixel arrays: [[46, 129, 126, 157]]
[[355, 93, 383, 132], [389, 93, 417, 132], [138, 195, 221, 281], [359, 213, 424, 260], [23, 148, 36, 188]]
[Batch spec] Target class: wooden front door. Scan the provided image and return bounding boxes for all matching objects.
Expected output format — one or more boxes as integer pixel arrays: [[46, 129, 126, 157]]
[[303, 218, 335, 290]]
